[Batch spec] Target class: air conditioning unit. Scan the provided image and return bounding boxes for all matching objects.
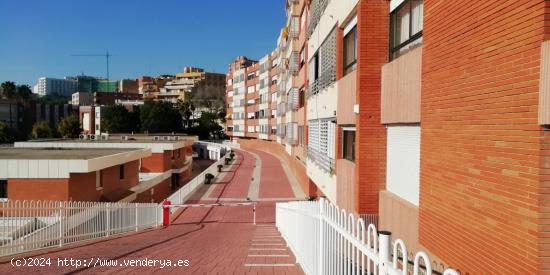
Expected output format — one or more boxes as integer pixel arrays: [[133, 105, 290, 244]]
[[90, 135, 97, 141], [163, 136, 169, 141], [101, 134, 109, 140], [79, 134, 87, 140], [154, 136, 160, 141]]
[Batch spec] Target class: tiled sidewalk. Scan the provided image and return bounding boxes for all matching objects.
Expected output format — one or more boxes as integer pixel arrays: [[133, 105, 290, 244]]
[[0, 149, 304, 275]]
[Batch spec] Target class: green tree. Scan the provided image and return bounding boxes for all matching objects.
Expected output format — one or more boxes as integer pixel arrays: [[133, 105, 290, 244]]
[[16, 85, 33, 100], [189, 111, 224, 140], [58, 114, 82, 138], [176, 99, 195, 129], [31, 121, 55, 139], [0, 122, 15, 144], [140, 101, 182, 133], [101, 105, 139, 133], [0, 81, 16, 98], [35, 94, 70, 105]]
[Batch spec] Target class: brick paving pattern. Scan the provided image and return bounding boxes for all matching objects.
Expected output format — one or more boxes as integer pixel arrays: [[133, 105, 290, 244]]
[[0, 149, 304, 275]]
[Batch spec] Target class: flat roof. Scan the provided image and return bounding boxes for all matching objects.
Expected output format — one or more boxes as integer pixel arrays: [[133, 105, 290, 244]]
[[0, 148, 151, 179], [0, 148, 141, 160], [15, 135, 197, 153]]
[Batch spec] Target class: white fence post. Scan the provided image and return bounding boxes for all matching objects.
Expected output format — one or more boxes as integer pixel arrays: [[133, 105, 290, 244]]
[[135, 204, 139, 232], [58, 201, 64, 247], [106, 203, 110, 237], [379, 231, 391, 275]]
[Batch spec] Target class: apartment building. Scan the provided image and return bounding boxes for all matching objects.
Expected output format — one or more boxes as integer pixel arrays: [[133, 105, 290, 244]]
[[33, 77, 78, 97], [15, 134, 196, 203], [227, 0, 550, 273]]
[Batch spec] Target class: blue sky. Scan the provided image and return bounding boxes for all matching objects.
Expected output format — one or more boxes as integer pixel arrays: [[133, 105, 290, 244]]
[[0, 0, 285, 86]]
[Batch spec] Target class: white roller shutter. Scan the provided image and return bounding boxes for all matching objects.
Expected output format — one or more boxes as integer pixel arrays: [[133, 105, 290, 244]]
[[386, 125, 421, 206]]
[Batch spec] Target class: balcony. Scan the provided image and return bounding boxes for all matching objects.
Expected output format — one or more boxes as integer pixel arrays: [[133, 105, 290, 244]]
[[289, 16, 300, 40], [307, 146, 335, 174], [287, 88, 299, 111], [381, 46, 422, 124], [289, 51, 300, 76], [286, 122, 298, 145], [307, 68, 336, 98]]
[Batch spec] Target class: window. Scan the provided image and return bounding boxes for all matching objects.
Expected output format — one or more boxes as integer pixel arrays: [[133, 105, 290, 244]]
[[342, 129, 356, 161], [343, 25, 357, 75], [119, 165, 125, 180], [0, 180, 7, 199], [390, 0, 423, 60]]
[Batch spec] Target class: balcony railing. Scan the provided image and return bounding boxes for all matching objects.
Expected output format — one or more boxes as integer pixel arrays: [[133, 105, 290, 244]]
[[289, 51, 300, 76], [288, 88, 300, 111], [307, 146, 335, 174], [307, 67, 336, 98], [289, 16, 300, 39]]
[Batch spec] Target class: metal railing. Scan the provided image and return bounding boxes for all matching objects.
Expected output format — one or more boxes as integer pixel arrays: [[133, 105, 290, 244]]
[[165, 157, 225, 213], [307, 66, 336, 98], [0, 200, 160, 257], [307, 146, 335, 174], [276, 199, 459, 275]]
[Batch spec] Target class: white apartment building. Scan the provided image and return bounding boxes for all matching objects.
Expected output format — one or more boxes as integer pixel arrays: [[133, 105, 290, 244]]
[[33, 77, 78, 97]]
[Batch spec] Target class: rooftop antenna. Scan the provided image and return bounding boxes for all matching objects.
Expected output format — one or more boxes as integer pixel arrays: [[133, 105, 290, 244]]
[[71, 51, 116, 92]]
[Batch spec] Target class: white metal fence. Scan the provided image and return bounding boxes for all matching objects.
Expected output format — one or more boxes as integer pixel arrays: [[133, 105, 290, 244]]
[[276, 198, 459, 275], [0, 200, 160, 257], [165, 157, 225, 214]]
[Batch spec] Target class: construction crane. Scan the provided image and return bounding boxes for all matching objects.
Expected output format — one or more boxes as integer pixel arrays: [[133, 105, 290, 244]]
[[71, 51, 115, 91]]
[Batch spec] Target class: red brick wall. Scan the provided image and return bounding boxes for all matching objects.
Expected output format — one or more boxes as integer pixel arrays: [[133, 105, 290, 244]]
[[8, 179, 70, 201], [355, 0, 388, 214], [69, 172, 99, 201], [135, 178, 171, 203], [98, 160, 140, 194], [239, 139, 310, 197], [141, 152, 170, 172], [420, 0, 545, 273]]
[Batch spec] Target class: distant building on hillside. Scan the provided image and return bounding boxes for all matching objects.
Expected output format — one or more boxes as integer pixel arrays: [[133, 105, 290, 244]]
[[119, 79, 139, 94], [66, 75, 118, 93], [33, 77, 78, 97]]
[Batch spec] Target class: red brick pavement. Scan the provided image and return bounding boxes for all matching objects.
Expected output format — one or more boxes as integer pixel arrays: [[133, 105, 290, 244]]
[[249, 150, 295, 199], [209, 150, 254, 199], [0, 149, 304, 275]]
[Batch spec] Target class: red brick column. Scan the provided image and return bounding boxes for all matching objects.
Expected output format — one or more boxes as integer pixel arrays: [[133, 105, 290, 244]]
[[354, 0, 389, 214]]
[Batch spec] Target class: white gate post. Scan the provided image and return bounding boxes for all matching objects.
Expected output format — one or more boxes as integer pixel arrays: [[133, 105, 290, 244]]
[[379, 231, 392, 275], [319, 198, 325, 275]]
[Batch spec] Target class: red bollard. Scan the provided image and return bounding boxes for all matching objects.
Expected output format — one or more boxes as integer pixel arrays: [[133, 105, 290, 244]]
[[162, 200, 171, 227]]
